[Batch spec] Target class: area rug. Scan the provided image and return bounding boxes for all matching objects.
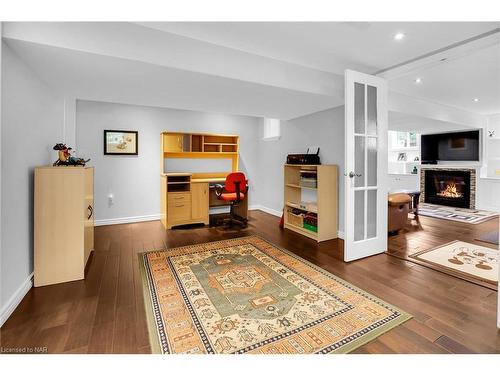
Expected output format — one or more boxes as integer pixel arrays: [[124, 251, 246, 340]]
[[139, 236, 411, 354], [418, 203, 498, 224], [476, 231, 499, 246], [410, 241, 498, 288]]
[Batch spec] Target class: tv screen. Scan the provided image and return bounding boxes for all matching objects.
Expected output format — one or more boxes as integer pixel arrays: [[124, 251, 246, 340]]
[[421, 130, 480, 163]]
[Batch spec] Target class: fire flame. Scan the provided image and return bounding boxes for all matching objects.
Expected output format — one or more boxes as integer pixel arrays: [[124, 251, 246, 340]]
[[437, 182, 463, 198]]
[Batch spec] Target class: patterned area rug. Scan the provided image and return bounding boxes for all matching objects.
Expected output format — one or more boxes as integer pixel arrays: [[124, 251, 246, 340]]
[[410, 241, 498, 288], [418, 203, 498, 224], [139, 236, 411, 354]]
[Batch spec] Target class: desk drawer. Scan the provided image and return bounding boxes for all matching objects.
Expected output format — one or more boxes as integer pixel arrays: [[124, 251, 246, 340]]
[[168, 193, 191, 204], [168, 201, 191, 222]]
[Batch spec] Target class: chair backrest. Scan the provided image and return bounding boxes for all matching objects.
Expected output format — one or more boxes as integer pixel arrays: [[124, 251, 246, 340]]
[[224, 172, 247, 194]]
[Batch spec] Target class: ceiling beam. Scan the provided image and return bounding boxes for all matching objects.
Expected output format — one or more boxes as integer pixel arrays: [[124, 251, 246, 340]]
[[377, 28, 500, 81], [2, 22, 344, 100]]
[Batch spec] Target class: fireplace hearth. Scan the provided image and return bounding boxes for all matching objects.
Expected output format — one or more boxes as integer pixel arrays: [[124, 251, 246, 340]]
[[421, 169, 474, 209]]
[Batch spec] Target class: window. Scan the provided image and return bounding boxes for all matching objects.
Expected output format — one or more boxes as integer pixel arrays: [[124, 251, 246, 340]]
[[390, 131, 419, 149], [263, 118, 281, 141]]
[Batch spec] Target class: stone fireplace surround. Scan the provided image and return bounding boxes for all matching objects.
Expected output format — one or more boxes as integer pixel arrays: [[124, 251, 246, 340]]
[[420, 167, 476, 209]]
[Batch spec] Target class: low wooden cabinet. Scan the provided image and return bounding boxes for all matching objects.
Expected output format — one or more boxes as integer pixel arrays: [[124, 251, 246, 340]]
[[34, 166, 94, 287], [161, 174, 209, 229]]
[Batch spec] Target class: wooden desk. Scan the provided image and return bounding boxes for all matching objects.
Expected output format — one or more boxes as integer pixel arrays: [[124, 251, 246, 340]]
[[161, 174, 248, 229], [160, 132, 243, 229]]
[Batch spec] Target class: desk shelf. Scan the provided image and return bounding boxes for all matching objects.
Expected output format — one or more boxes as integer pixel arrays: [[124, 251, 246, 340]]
[[285, 201, 318, 214], [285, 183, 317, 190], [162, 132, 239, 156]]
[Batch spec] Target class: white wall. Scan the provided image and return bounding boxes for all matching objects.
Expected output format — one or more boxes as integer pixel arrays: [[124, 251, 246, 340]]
[[257, 106, 345, 235], [1, 42, 64, 323], [75, 100, 261, 224]]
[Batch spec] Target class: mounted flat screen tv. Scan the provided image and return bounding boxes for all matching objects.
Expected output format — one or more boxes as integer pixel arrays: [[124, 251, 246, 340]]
[[421, 130, 480, 163]]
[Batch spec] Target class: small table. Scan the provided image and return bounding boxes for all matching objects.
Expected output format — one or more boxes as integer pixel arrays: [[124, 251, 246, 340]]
[[393, 190, 421, 217]]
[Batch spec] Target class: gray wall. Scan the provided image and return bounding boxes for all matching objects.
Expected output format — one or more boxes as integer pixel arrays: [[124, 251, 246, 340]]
[[75, 100, 261, 222], [1, 42, 64, 311], [257, 106, 345, 234]]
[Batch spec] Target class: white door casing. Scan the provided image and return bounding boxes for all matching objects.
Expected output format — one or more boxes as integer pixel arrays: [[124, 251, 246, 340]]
[[344, 70, 388, 262]]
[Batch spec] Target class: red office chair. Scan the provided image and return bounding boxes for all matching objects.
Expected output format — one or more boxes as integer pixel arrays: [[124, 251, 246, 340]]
[[215, 172, 248, 228]]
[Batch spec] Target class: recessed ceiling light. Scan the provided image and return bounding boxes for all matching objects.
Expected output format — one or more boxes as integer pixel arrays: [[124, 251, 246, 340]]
[[414, 78, 422, 84], [394, 32, 405, 41], [473, 98, 480, 102]]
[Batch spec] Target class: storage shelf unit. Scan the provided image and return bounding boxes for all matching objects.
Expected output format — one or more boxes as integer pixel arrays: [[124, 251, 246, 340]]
[[284, 164, 338, 242]]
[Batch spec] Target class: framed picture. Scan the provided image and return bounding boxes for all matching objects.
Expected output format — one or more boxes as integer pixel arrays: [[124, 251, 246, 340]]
[[104, 130, 138, 155], [397, 152, 407, 161]]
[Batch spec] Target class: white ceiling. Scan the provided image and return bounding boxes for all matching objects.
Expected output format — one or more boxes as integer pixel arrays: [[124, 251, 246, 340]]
[[3, 22, 500, 120], [389, 43, 500, 115], [388, 111, 478, 133], [5, 39, 336, 120], [138, 22, 499, 74]]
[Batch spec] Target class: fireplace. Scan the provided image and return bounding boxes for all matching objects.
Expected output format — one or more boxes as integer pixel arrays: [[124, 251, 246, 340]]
[[422, 169, 473, 208]]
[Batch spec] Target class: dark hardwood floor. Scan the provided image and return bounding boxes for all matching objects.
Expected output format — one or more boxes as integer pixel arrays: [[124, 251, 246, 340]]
[[1, 210, 499, 354], [387, 213, 499, 259]]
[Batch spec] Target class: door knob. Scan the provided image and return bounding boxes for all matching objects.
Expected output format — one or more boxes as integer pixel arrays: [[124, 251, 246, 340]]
[[348, 171, 362, 178]]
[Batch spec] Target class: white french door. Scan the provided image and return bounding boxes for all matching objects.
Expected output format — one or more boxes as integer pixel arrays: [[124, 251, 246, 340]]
[[344, 70, 388, 262]]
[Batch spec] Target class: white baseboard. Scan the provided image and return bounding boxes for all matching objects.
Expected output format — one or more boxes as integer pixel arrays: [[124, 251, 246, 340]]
[[95, 206, 278, 227], [250, 204, 282, 217], [0, 273, 33, 327], [94, 214, 161, 226]]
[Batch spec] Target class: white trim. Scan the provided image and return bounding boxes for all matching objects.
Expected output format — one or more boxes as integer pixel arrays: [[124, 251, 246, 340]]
[[94, 214, 160, 226], [250, 204, 282, 217], [263, 136, 281, 142], [94, 207, 271, 226], [0, 273, 33, 327]]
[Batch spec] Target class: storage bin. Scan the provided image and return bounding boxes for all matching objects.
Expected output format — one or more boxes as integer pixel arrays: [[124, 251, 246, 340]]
[[287, 210, 304, 227], [303, 223, 318, 232]]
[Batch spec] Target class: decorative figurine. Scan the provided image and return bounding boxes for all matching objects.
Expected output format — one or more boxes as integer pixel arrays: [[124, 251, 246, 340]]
[[52, 143, 90, 166]]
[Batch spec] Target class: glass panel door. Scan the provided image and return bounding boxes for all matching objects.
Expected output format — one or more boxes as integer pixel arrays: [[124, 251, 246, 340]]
[[344, 70, 388, 261]]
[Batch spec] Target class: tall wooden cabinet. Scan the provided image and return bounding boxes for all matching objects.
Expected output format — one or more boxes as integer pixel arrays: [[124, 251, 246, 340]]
[[34, 167, 94, 287]]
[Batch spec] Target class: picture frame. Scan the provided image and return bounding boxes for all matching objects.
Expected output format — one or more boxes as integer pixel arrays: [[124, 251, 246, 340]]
[[104, 130, 138, 155], [397, 152, 407, 161]]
